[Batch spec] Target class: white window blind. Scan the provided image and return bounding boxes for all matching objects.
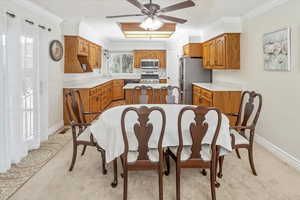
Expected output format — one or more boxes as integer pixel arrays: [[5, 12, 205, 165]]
[[109, 52, 133, 73]]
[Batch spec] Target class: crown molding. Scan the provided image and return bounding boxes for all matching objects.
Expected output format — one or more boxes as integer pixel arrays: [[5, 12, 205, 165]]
[[12, 0, 63, 24], [243, 0, 290, 20]]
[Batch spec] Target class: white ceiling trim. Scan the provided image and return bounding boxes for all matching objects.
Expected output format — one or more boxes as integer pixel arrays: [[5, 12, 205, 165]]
[[12, 0, 63, 24], [243, 0, 290, 19]]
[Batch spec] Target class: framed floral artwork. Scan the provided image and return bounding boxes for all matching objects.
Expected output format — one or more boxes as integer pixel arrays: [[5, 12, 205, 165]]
[[263, 28, 291, 71]]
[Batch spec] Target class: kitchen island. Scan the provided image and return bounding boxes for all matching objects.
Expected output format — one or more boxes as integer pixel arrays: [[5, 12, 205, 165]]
[[123, 83, 172, 104]]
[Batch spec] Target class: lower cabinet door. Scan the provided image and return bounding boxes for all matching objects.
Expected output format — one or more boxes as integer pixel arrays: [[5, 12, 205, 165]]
[[199, 96, 213, 107], [193, 93, 200, 105]]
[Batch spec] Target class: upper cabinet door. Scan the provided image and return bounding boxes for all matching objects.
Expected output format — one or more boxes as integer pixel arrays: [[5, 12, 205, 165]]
[[157, 50, 166, 68], [215, 35, 226, 69], [201, 33, 240, 70], [203, 42, 211, 69], [78, 38, 88, 56], [209, 40, 216, 67], [183, 43, 202, 57]]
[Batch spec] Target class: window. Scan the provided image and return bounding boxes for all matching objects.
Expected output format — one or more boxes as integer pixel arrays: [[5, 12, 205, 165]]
[[109, 52, 133, 73]]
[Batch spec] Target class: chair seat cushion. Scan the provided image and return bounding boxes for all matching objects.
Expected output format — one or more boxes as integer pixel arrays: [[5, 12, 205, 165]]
[[127, 149, 162, 163], [169, 146, 211, 161], [77, 128, 92, 142], [230, 129, 249, 145]]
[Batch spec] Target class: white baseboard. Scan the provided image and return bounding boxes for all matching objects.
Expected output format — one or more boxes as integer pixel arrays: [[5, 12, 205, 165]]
[[48, 120, 64, 135], [255, 134, 300, 172]]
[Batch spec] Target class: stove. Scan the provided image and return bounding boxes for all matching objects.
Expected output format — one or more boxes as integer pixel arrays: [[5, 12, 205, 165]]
[[140, 73, 160, 84]]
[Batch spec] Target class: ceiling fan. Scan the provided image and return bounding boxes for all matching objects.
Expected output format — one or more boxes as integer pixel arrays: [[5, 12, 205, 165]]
[[106, 0, 195, 30]]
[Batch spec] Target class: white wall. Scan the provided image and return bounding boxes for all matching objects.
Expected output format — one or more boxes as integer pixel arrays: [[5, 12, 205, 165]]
[[79, 21, 110, 48], [165, 30, 192, 86], [201, 17, 242, 42], [2, 0, 64, 132], [213, 0, 300, 161]]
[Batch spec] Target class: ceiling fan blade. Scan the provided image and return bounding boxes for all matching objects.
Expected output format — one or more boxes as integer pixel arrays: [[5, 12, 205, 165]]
[[158, 15, 187, 24], [127, 0, 147, 10], [160, 1, 195, 13], [106, 14, 144, 19]]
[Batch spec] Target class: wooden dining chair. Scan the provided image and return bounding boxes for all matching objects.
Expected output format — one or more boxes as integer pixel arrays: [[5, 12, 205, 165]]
[[160, 86, 182, 104], [120, 106, 166, 200], [65, 89, 107, 174], [133, 85, 153, 104], [166, 106, 222, 200], [218, 91, 262, 177]]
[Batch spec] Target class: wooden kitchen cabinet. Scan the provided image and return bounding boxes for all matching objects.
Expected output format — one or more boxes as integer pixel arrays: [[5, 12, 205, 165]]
[[64, 80, 125, 125], [78, 37, 89, 56], [203, 42, 210, 68], [113, 79, 125, 100], [88, 43, 102, 69], [183, 43, 202, 57], [159, 79, 167, 83], [133, 50, 166, 68], [65, 36, 102, 73], [202, 33, 240, 70], [192, 85, 241, 126]]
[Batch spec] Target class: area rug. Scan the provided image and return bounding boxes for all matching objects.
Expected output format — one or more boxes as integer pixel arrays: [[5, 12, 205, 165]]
[[0, 130, 72, 200], [0, 100, 125, 200]]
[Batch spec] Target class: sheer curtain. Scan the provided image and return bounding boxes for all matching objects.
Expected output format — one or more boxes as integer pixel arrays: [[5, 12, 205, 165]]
[[21, 20, 41, 149], [39, 25, 49, 141], [0, 12, 46, 172], [0, 11, 11, 172]]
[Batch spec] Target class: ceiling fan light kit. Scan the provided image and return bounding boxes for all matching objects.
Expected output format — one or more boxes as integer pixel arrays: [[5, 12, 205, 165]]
[[106, 0, 195, 38], [140, 17, 163, 31]]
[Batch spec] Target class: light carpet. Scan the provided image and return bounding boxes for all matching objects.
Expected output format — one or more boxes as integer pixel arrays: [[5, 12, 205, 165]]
[[9, 130, 300, 200], [0, 131, 72, 200]]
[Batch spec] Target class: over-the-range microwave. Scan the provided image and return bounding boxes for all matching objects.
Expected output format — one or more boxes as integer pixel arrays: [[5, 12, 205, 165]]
[[140, 59, 160, 69]]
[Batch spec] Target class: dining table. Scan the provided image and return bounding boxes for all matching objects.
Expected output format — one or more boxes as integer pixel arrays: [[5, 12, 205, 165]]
[[89, 104, 233, 187]]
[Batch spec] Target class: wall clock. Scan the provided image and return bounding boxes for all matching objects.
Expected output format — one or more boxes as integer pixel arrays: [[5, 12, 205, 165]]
[[49, 40, 63, 62]]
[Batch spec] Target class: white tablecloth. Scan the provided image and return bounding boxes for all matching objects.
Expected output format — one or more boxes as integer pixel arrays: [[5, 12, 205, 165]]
[[90, 104, 232, 163]]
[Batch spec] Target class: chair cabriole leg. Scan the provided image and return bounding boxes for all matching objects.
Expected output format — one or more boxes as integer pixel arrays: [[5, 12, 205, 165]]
[[99, 148, 107, 175], [69, 143, 78, 171], [218, 156, 224, 178], [123, 168, 128, 200], [248, 147, 257, 176], [158, 165, 164, 200], [164, 151, 170, 176], [210, 165, 217, 200], [236, 149, 242, 159], [81, 145, 87, 156], [176, 163, 181, 200]]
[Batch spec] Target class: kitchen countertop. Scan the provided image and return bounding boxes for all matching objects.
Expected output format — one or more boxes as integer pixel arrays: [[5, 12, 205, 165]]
[[64, 78, 114, 89], [64, 76, 168, 89], [123, 83, 171, 89], [192, 82, 242, 91]]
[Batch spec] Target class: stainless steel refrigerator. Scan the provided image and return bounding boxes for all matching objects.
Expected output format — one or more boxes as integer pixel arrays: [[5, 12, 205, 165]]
[[179, 57, 212, 104]]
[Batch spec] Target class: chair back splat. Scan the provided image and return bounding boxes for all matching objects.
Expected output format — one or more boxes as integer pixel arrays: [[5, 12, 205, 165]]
[[177, 106, 222, 161], [120, 106, 167, 200], [65, 89, 86, 124], [121, 106, 166, 162], [237, 91, 263, 128]]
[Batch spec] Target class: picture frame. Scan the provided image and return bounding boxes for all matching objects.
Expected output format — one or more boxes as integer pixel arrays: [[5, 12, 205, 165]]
[[263, 27, 291, 71]]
